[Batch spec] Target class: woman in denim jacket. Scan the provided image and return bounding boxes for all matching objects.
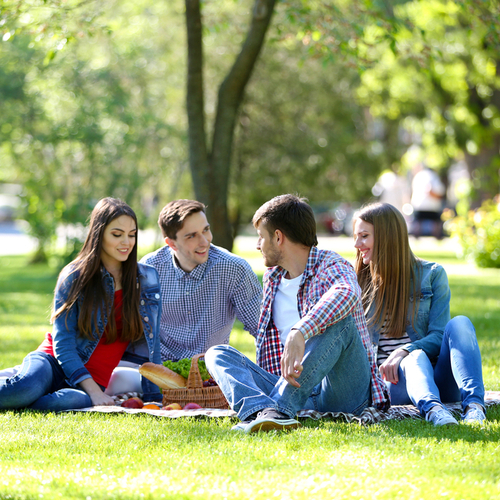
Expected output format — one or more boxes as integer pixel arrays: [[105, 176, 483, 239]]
[[353, 203, 485, 426], [0, 198, 162, 411]]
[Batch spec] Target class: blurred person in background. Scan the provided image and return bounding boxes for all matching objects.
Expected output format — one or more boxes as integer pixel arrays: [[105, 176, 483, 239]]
[[410, 164, 446, 239]]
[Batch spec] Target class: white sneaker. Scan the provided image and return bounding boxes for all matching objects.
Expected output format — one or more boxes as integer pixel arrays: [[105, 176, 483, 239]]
[[463, 403, 486, 425], [426, 406, 458, 426], [231, 419, 252, 432], [245, 408, 301, 433], [231, 413, 258, 432]]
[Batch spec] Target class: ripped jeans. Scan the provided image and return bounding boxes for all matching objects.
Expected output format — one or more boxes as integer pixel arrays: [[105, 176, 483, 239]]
[[388, 316, 485, 416]]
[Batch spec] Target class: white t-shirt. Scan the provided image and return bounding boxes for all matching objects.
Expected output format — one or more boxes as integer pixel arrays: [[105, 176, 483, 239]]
[[272, 274, 302, 346], [411, 168, 445, 213]]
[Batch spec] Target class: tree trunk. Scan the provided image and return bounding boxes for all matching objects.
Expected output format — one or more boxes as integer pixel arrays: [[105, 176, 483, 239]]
[[185, 0, 210, 201], [464, 75, 500, 207], [463, 134, 500, 207], [185, 0, 276, 250]]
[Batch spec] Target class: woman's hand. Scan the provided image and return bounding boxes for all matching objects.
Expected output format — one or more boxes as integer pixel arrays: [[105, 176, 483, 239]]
[[379, 348, 409, 384], [79, 378, 116, 406], [88, 391, 116, 407]]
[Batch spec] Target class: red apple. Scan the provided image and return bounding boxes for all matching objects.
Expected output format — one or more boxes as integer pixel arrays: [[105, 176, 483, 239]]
[[121, 397, 144, 408], [183, 402, 202, 410], [164, 403, 182, 411]]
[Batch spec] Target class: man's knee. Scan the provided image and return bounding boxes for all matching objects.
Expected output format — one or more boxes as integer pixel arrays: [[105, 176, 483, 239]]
[[321, 315, 357, 340], [205, 344, 237, 371]]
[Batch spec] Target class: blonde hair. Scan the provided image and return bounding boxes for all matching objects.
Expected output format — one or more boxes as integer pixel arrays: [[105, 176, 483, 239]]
[[353, 203, 421, 338]]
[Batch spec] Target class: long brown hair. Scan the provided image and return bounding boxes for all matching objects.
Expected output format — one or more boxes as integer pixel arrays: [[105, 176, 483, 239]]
[[353, 203, 421, 338], [51, 197, 144, 343]]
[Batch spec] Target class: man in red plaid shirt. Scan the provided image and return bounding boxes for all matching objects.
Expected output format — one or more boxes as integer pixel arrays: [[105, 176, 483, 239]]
[[206, 194, 390, 433]]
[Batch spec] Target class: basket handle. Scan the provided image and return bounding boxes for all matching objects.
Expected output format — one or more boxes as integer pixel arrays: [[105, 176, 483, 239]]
[[186, 353, 205, 389]]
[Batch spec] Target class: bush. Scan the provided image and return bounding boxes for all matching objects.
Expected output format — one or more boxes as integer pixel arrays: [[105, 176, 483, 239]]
[[447, 199, 500, 268]]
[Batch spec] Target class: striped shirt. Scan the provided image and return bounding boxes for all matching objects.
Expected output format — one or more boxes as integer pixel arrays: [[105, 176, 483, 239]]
[[255, 246, 390, 410], [376, 334, 412, 366], [374, 316, 411, 366]]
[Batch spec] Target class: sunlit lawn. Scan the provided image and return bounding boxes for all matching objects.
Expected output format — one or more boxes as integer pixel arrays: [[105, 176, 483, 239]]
[[1, 237, 499, 499]]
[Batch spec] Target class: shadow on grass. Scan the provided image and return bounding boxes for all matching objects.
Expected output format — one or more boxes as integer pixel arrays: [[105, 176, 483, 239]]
[[300, 404, 500, 445]]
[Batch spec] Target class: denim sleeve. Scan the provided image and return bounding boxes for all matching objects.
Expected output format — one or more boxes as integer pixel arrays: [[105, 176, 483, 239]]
[[402, 264, 450, 359], [151, 281, 162, 366], [52, 270, 92, 386], [138, 266, 163, 402]]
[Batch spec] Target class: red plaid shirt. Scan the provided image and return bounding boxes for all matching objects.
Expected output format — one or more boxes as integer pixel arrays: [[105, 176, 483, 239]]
[[255, 246, 390, 410]]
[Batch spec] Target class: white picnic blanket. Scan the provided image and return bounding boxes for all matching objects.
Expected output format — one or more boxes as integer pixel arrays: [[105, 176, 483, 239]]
[[66, 391, 500, 425]]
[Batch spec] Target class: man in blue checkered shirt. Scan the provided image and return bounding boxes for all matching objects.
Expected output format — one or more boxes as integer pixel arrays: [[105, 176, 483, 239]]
[[205, 194, 389, 433], [138, 199, 262, 362]]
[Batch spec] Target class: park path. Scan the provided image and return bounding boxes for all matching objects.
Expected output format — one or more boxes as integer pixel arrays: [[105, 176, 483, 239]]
[[0, 221, 462, 275]]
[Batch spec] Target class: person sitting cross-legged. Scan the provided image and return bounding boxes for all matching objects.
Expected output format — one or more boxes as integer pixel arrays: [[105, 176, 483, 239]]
[[205, 194, 389, 433]]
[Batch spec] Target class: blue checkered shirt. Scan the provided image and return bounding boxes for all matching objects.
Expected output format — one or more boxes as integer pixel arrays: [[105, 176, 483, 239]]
[[255, 246, 390, 410], [140, 244, 262, 361]]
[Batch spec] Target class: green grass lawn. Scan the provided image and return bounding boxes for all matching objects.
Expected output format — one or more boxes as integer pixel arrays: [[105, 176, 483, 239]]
[[1, 241, 500, 500]]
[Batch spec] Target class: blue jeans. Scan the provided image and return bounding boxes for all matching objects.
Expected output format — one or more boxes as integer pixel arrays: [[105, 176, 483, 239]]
[[388, 316, 485, 415], [0, 351, 92, 411], [205, 315, 371, 421]]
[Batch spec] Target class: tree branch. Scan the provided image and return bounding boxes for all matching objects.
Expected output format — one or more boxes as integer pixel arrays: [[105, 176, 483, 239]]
[[211, 0, 277, 192]]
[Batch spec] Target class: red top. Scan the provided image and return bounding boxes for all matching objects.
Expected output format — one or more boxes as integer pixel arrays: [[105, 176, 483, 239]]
[[38, 289, 129, 388]]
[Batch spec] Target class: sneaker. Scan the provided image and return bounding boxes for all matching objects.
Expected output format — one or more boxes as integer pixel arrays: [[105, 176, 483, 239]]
[[245, 408, 301, 433], [231, 412, 257, 432], [425, 406, 458, 426], [463, 403, 486, 425]]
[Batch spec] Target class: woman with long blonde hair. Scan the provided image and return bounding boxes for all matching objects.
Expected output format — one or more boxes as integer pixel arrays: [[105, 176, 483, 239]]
[[353, 202, 485, 425]]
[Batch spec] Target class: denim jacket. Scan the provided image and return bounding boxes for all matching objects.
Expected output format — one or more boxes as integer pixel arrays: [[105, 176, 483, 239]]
[[368, 260, 451, 362], [52, 262, 163, 401]]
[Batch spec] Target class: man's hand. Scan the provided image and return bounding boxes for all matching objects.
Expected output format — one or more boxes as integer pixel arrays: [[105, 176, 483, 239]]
[[281, 329, 305, 388], [379, 348, 409, 384]]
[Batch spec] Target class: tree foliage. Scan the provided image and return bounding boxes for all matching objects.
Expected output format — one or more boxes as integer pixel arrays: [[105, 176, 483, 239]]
[[1, 1, 191, 260], [230, 38, 390, 227], [1, 0, 395, 257], [286, 0, 500, 204], [9, 1, 496, 258]]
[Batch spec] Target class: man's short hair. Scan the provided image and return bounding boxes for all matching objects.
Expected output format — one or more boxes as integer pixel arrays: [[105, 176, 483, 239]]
[[252, 194, 318, 247], [158, 199, 206, 239]]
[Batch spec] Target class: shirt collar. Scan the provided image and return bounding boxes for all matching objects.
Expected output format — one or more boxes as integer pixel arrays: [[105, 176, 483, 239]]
[[267, 246, 318, 284], [170, 245, 212, 281], [303, 246, 320, 279]]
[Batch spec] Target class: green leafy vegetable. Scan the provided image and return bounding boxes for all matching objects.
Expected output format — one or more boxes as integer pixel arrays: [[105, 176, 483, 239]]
[[163, 358, 210, 381]]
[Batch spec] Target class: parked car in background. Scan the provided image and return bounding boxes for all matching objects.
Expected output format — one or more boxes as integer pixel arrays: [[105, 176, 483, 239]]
[[0, 185, 22, 222], [313, 202, 360, 236]]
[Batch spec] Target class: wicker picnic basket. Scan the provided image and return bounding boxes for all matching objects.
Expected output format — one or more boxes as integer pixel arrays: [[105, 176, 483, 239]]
[[162, 353, 229, 409]]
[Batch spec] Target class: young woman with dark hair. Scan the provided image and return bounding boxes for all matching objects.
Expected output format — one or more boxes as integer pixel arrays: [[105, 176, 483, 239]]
[[353, 202, 485, 426], [0, 198, 162, 410]]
